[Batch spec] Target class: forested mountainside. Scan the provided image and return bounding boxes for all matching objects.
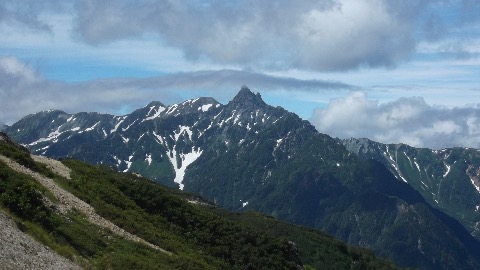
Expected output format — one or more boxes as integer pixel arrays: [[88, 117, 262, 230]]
[[0, 132, 397, 269], [4, 87, 480, 269]]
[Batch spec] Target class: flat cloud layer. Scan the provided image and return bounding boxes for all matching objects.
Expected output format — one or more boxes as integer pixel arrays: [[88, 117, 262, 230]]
[[310, 92, 480, 149], [0, 56, 353, 125]]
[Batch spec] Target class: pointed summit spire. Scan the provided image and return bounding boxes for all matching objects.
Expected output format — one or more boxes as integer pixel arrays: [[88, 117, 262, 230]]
[[230, 86, 266, 108], [238, 85, 254, 96]]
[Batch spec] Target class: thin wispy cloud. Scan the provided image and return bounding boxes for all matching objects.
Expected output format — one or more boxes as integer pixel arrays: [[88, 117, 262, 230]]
[[0, 56, 354, 124]]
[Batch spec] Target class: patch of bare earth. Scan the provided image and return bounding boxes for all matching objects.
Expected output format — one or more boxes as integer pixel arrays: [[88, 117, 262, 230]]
[[32, 155, 72, 180], [0, 211, 81, 270]]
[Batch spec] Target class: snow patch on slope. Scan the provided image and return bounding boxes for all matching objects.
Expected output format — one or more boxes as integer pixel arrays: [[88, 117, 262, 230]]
[[470, 177, 480, 193], [414, 159, 421, 172], [174, 126, 193, 141], [144, 106, 165, 121], [153, 132, 164, 145], [28, 126, 63, 146], [79, 121, 100, 133], [111, 116, 126, 133], [168, 147, 203, 190], [112, 155, 122, 165], [120, 135, 129, 144], [383, 146, 407, 183], [466, 165, 480, 193], [443, 163, 451, 178], [122, 120, 137, 131], [145, 153, 152, 166], [199, 104, 213, 112], [165, 104, 178, 115], [123, 154, 135, 172], [274, 138, 283, 152]]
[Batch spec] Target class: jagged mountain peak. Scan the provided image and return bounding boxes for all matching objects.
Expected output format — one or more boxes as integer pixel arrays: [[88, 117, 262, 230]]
[[186, 96, 219, 105], [164, 97, 221, 116], [179, 97, 220, 111], [28, 109, 68, 119], [229, 86, 266, 108], [145, 101, 166, 108]]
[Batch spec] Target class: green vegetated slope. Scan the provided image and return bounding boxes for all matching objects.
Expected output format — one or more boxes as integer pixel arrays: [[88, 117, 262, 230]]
[[0, 134, 397, 270], [217, 210, 400, 270]]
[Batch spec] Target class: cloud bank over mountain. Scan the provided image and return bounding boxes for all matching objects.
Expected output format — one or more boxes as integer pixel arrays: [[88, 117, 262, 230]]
[[311, 91, 480, 149], [2, 54, 480, 149], [0, 56, 352, 124]]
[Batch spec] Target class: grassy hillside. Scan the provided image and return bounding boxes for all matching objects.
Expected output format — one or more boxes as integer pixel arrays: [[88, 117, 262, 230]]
[[0, 134, 398, 269]]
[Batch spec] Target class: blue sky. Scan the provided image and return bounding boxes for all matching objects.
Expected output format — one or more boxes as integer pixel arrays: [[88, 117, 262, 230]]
[[1, 0, 480, 149]]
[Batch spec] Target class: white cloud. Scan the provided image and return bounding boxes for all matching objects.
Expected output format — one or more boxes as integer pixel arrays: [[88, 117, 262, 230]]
[[68, 0, 449, 71], [0, 56, 40, 84], [294, 0, 417, 70], [310, 91, 480, 149], [2, 0, 479, 74]]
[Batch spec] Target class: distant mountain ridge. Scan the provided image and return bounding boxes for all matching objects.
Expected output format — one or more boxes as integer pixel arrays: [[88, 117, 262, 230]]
[[6, 94, 223, 188], [5, 86, 480, 269], [342, 137, 480, 238]]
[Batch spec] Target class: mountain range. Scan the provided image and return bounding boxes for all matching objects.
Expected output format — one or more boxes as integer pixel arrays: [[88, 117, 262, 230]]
[[4, 86, 480, 269], [342, 138, 480, 239]]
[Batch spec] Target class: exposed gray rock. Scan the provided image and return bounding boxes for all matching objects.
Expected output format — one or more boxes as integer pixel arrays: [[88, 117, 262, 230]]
[[0, 211, 81, 270]]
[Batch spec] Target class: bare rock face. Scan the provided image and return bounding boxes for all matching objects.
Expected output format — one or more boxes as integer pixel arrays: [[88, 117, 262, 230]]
[[0, 211, 81, 270]]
